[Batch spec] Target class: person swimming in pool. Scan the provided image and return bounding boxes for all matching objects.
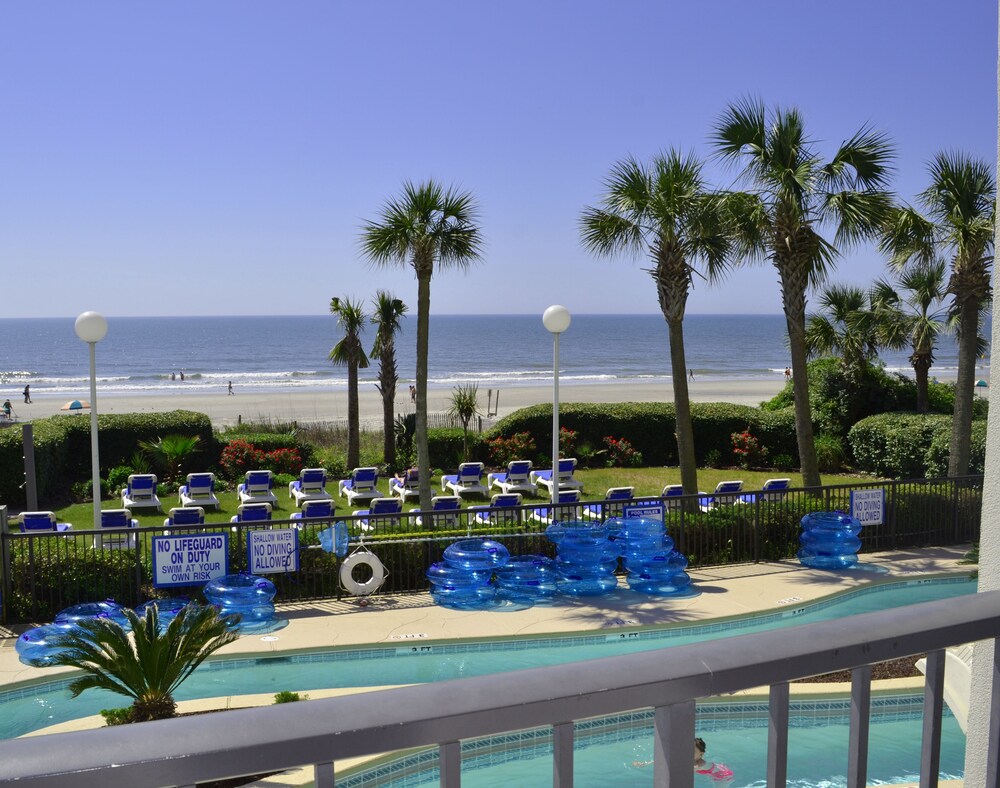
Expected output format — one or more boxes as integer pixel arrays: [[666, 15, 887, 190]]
[[694, 737, 733, 781]]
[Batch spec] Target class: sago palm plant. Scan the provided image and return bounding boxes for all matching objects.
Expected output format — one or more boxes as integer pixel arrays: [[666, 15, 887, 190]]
[[52, 602, 237, 722]]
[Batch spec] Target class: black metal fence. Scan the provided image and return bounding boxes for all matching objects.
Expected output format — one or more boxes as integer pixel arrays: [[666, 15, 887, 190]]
[[0, 475, 982, 624]]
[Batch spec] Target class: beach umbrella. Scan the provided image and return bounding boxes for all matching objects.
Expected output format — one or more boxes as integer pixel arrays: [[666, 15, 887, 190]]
[[976, 379, 988, 388], [60, 400, 91, 412]]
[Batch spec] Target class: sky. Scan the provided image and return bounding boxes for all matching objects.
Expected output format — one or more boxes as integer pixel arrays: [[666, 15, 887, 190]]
[[2, 1, 998, 319]]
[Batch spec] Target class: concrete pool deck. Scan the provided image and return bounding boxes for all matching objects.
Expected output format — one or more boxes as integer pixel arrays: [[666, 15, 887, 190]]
[[0, 545, 975, 786]]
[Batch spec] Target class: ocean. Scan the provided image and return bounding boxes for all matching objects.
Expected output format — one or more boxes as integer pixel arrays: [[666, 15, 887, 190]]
[[0, 314, 986, 399]]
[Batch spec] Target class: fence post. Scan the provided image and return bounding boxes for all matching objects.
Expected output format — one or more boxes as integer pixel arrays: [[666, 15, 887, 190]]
[[22, 423, 37, 511], [0, 506, 8, 626]]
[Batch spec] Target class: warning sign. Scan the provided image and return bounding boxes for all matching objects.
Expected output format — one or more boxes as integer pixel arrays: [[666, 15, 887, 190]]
[[850, 489, 885, 526], [152, 534, 229, 588], [248, 528, 299, 574]]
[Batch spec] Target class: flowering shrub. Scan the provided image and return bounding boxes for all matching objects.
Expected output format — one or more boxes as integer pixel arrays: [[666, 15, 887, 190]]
[[559, 427, 578, 456], [486, 432, 537, 466], [220, 440, 267, 478], [603, 436, 644, 468], [266, 447, 304, 476], [731, 428, 767, 470]]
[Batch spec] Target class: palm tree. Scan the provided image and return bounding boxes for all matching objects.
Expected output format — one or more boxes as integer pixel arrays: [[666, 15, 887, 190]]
[[448, 383, 481, 461], [879, 153, 995, 474], [713, 99, 894, 487], [139, 434, 202, 486], [870, 261, 950, 413], [580, 151, 731, 498], [804, 284, 885, 379], [371, 291, 408, 469], [361, 181, 484, 510], [52, 603, 237, 722], [329, 296, 370, 469]]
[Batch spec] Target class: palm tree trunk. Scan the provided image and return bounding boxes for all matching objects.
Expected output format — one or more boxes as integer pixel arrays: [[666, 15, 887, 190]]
[[948, 297, 980, 476], [779, 263, 821, 487], [347, 363, 359, 469], [380, 353, 397, 468], [912, 352, 931, 414], [667, 318, 699, 504], [415, 272, 432, 510]]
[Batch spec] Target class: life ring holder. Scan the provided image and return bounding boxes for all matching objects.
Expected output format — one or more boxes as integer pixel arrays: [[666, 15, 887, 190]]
[[339, 544, 387, 598]]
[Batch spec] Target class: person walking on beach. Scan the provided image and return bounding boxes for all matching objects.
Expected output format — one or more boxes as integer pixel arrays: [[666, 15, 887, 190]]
[[228, 381, 233, 396], [688, 369, 694, 382], [409, 384, 416, 403], [2, 399, 12, 421], [784, 367, 791, 382], [22, 385, 31, 404]]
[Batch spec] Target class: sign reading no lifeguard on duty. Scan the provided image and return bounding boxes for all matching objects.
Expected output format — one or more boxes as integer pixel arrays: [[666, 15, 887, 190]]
[[247, 528, 299, 574], [850, 489, 885, 526], [152, 534, 229, 588]]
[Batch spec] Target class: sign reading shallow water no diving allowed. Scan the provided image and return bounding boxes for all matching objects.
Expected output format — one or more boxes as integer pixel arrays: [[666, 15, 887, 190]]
[[850, 488, 885, 526]]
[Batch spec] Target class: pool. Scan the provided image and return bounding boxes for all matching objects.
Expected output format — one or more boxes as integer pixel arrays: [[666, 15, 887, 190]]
[[0, 576, 975, 740], [337, 694, 966, 786]]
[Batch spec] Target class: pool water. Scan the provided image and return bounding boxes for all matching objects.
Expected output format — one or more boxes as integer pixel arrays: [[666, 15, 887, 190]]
[[0, 576, 975, 740], [340, 697, 965, 787]]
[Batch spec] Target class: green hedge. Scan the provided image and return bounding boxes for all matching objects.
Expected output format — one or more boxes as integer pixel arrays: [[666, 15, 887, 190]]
[[0, 411, 214, 510], [428, 428, 481, 470], [847, 413, 950, 479], [924, 420, 988, 477], [487, 402, 798, 467]]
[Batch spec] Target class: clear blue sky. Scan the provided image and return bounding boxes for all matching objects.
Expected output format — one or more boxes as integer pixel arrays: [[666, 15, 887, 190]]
[[2, 1, 997, 318]]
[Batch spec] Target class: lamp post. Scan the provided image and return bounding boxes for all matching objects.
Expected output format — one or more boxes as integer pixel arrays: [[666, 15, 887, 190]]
[[74, 311, 108, 530], [542, 305, 571, 505]]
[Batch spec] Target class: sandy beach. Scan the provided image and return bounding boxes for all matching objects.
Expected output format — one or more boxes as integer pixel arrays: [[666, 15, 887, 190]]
[[10, 379, 788, 428]]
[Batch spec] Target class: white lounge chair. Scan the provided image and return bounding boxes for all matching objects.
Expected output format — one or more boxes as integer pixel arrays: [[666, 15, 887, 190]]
[[237, 470, 278, 505], [442, 462, 488, 499], [94, 509, 138, 549], [530, 458, 584, 495], [19, 511, 72, 533], [916, 644, 974, 733], [121, 474, 161, 512], [737, 478, 791, 504], [163, 506, 205, 535], [389, 467, 420, 502], [178, 472, 220, 510], [581, 486, 635, 520], [415, 495, 462, 528], [288, 468, 333, 507], [471, 493, 523, 527], [290, 499, 336, 529], [339, 467, 380, 506], [530, 489, 582, 526], [487, 460, 535, 496], [230, 502, 273, 524], [698, 480, 745, 512], [354, 497, 402, 534]]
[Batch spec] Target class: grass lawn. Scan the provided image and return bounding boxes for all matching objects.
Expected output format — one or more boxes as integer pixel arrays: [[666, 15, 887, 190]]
[[48, 467, 877, 528]]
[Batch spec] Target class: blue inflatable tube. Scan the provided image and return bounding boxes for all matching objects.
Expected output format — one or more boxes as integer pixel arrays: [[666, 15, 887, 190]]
[[15, 622, 77, 666], [442, 539, 511, 571], [204, 574, 277, 606], [55, 600, 131, 631], [426, 563, 493, 589], [135, 598, 193, 631], [495, 555, 559, 599]]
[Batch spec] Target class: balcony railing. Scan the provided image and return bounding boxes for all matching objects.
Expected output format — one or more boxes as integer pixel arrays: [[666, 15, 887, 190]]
[[1, 588, 998, 787]]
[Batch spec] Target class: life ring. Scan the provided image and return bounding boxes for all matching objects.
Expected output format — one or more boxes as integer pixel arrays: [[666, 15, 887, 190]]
[[340, 552, 386, 596]]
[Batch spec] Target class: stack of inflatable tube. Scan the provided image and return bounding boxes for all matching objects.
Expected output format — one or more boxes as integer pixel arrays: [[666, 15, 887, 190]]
[[427, 539, 510, 608], [15, 599, 131, 667], [607, 517, 692, 595], [545, 520, 619, 596], [203, 573, 281, 633], [797, 511, 863, 569], [494, 554, 559, 600]]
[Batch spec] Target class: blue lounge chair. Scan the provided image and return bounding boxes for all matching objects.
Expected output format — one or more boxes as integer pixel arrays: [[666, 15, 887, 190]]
[[354, 497, 402, 534], [415, 495, 462, 528], [661, 483, 685, 510], [19, 511, 72, 533], [290, 499, 336, 529], [94, 508, 138, 549], [487, 460, 535, 496], [163, 506, 205, 535], [288, 468, 333, 507], [230, 502, 273, 524], [471, 493, 523, 527], [530, 489, 582, 525], [698, 480, 745, 512], [238, 470, 277, 505], [179, 473, 220, 510], [121, 474, 161, 512], [580, 486, 635, 520], [338, 467, 380, 506], [389, 467, 420, 503], [441, 462, 488, 499], [737, 478, 791, 504], [530, 458, 584, 495]]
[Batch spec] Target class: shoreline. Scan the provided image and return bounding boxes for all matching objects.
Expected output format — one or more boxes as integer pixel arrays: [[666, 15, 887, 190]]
[[9, 379, 790, 428]]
